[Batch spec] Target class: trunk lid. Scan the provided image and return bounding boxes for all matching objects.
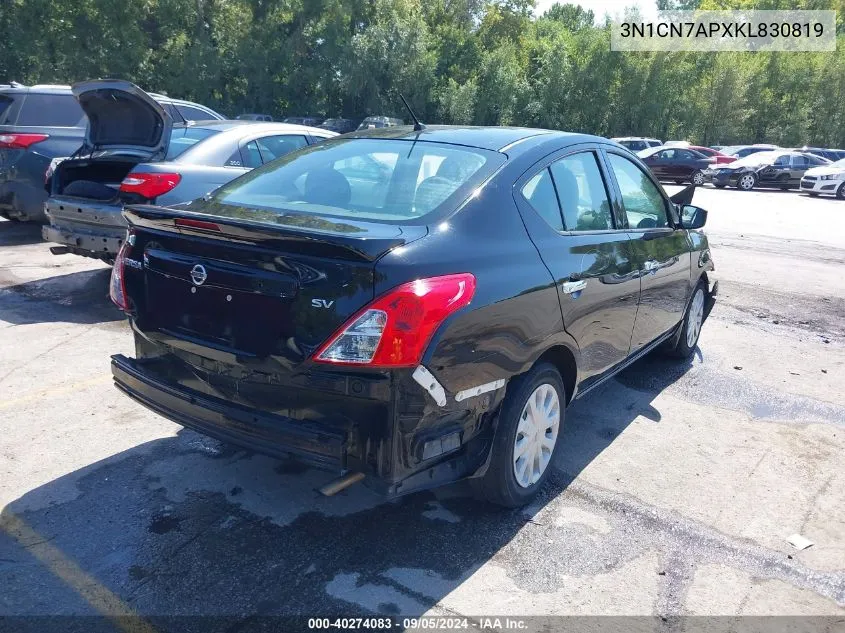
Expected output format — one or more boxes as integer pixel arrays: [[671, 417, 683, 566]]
[[72, 80, 172, 160], [122, 204, 426, 365]]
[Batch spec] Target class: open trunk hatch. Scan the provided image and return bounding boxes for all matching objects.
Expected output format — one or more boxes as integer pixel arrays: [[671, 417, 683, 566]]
[[72, 79, 172, 160], [122, 205, 426, 364]]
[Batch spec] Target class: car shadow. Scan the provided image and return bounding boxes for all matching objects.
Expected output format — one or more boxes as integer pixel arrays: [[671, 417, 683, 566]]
[[0, 268, 124, 325], [0, 351, 696, 630], [0, 218, 45, 246]]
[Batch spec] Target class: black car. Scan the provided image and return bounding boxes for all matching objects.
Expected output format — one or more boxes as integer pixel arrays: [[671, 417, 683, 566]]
[[108, 126, 716, 507], [0, 82, 225, 223], [710, 150, 830, 191], [319, 118, 359, 134], [637, 146, 712, 185]]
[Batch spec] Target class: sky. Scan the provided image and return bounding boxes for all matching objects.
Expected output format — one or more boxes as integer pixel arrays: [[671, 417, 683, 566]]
[[533, 0, 660, 22]]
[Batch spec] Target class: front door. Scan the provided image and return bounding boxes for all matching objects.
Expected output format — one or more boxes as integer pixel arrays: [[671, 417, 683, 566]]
[[514, 146, 641, 384], [604, 150, 692, 351]]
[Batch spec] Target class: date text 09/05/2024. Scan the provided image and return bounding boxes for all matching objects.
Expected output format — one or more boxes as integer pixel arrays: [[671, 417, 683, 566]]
[[307, 617, 529, 629]]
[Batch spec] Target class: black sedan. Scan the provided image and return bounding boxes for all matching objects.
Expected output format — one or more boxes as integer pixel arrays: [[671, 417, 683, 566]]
[[108, 126, 716, 507], [636, 146, 713, 185], [709, 150, 830, 191]]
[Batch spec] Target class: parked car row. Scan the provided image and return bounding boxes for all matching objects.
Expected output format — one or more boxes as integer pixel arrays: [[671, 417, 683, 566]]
[[630, 139, 844, 197], [1, 81, 225, 223], [42, 81, 338, 262], [236, 115, 407, 134]]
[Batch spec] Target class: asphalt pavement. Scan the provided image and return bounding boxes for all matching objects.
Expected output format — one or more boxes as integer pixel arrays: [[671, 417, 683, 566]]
[[0, 186, 843, 632]]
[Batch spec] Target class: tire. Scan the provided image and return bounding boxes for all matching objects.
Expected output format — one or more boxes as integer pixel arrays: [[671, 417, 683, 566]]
[[691, 170, 705, 186], [668, 281, 706, 359], [714, 184, 726, 189], [475, 363, 565, 508], [675, 179, 684, 184], [62, 180, 117, 201], [837, 183, 845, 200], [737, 173, 756, 191]]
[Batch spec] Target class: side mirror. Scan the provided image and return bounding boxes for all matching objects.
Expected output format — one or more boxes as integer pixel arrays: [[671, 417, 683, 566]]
[[680, 205, 707, 230]]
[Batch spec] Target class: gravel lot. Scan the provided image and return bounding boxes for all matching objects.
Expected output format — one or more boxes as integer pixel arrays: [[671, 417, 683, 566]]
[[1, 186, 843, 630]]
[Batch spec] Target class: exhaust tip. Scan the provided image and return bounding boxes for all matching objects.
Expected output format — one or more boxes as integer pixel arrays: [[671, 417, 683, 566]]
[[318, 472, 365, 497]]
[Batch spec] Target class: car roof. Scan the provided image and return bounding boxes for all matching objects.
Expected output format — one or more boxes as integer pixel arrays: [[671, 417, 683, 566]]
[[346, 125, 599, 153], [0, 84, 73, 94], [185, 120, 331, 135]]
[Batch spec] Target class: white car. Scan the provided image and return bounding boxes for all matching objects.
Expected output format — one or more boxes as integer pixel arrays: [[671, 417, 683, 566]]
[[800, 158, 845, 199]]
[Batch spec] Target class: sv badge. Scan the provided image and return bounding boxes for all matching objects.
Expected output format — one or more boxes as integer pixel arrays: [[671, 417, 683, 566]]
[[311, 299, 335, 309]]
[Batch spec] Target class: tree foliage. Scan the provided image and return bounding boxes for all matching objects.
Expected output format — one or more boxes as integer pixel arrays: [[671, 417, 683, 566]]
[[1, 0, 843, 146]]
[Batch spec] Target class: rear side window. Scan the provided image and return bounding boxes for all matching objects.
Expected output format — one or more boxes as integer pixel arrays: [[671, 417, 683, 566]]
[[177, 105, 216, 121], [210, 138, 502, 223], [0, 94, 17, 124], [521, 169, 563, 231], [166, 127, 220, 160], [16, 94, 85, 127], [607, 153, 669, 229], [256, 135, 308, 162], [551, 152, 613, 231]]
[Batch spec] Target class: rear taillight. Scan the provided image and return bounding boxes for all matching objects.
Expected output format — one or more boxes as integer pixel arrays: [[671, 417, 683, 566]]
[[312, 273, 476, 368], [120, 172, 181, 199], [0, 133, 49, 149], [110, 235, 132, 312]]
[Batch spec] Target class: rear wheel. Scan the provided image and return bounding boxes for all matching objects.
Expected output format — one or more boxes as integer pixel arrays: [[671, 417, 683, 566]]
[[737, 173, 756, 191], [668, 281, 706, 359], [475, 363, 565, 508], [691, 170, 705, 186]]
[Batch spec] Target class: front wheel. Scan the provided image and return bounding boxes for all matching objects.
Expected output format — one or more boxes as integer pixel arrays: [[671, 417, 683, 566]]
[[737, 173, 756, 191], [475, 363, 565, 507], [668, 282, 706, 359], [837, 183, 845, 200], [691, 170, 705, 185]]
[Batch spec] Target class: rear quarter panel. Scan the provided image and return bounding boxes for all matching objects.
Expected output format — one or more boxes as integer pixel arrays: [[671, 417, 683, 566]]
[[376, 175, 573, 397]]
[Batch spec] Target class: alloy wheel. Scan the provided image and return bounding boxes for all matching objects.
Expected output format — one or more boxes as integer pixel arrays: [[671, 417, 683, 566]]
[[512, 383, 560, 488], [692, 171, 705, 185], [686, 288, 705, 349], [738, 174, 755, 190]]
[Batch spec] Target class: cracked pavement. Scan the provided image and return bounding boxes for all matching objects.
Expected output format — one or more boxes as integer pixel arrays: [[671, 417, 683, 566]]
[[0, 186, 843, 631]]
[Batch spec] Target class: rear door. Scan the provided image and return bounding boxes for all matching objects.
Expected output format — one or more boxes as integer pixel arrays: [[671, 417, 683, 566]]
[[604, 150, 691, 351], [514, 145, 640, 384]]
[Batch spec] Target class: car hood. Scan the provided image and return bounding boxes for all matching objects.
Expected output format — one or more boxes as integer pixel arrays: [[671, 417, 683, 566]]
[[72, 79, 172, 160], [805, 165, 844, 177]]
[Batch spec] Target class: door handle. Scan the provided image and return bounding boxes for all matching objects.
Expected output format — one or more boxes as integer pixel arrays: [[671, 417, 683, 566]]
[[562, 279, 587, 294]]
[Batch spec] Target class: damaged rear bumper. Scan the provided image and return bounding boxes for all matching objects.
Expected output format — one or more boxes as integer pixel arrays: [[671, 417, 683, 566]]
[[112, 354, 348, 470], [111, 351, 496, 497], [43, 197, 127, 259]]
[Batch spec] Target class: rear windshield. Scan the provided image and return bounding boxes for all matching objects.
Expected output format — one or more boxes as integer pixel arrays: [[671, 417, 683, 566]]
[[17, 93, 85, 127], [208, 138, 504, 224], [166, 127, 220, 159]]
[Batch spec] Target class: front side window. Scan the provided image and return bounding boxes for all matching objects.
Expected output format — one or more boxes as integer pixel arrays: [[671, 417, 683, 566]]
[[209, 138, 502, 224], [607, 153, 669, 229], [550, 152, 613, 231]]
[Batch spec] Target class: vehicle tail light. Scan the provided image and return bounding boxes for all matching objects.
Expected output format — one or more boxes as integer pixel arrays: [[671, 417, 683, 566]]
[[0, 133, 49, 149], [110, 234, 132, 312], [312, 273, 476, 368], [120, 172, 182, 200]]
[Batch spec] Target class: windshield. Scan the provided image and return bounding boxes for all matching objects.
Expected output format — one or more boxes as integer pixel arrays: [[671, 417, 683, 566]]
[[209, 138, 504, 224], [166, 127, 220, 159]]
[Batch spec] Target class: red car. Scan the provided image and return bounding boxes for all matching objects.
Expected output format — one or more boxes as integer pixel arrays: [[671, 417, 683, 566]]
[[689, 145, 735, 164]]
